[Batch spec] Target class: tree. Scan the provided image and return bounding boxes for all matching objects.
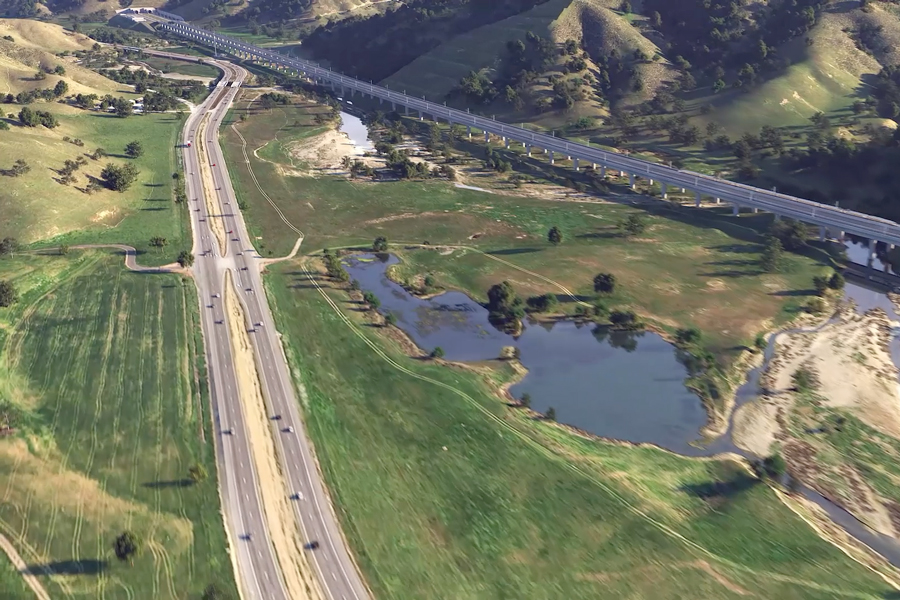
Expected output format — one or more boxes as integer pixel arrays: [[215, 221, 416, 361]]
[[618, 214, 646, 237], [202, 584, 230, 600], [0, 281, 18, 307], [100, 163, 139, 192], [754, 333, 767, 352], [674, 327, 702, 347], [113, 531, 140, 564], [812, 275, 830, 296], [372, 236, 388, 252], [0, 237, 19, 256], [545, 406, 556, 421], [177, 250, 194, 267], [91, 147, 107, 160], [384, 313, 397, 327], [188, 463, 208, 483], [124, 140, 144, 158], [52, 80, 68, 98], [59, 244, 69, 256], [760, 236, 783, 272], [828, 272, 845, 291], [430, 346, 445, 359], [149, 236, 168, 251], [547, 226, 563, 246], [593, 273, 616, 294], [114, 97, 133, 117], [362, 290, 380, 310], [762, 453, 787, 479], [520, 393, 531, 408], [7, 159, 29, 177]]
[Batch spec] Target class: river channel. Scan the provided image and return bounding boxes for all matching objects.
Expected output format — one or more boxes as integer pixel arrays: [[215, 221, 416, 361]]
[[343, 250, 900, 567]]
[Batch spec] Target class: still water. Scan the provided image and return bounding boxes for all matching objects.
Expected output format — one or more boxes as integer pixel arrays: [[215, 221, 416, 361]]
[[338, 112, 374, 152], [345, 254, 709, 455]]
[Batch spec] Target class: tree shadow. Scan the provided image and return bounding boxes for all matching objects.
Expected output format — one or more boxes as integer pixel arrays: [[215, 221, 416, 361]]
[[143, 182, 163, 188], [142, 479, 194, 488], [697, 269, 761, 278], [768, 289, 814, 297], [680, 472, 759, 508], [485, 247, 543, 256], [703, 258, 758, 267], [23, 559, 108, 576], [575, 230, 621, 240]]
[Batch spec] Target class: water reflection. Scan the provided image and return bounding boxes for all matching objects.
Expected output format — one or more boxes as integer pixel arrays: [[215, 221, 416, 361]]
[[343, 254, 709, 454]]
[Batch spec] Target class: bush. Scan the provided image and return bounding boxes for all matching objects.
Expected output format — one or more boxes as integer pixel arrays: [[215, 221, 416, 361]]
[[372, 236, 388, 252], [0, 280, 18, 307], [593, 273, 616, 294], [430, 346, 445, 359], [526, 293, 558, 313]]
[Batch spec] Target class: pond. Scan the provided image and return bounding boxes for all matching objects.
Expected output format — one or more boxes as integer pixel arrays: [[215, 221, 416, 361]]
[[343, 254, 709, 455]]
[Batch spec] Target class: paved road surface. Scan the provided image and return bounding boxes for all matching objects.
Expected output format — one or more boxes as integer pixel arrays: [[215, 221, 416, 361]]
[[174, 53, 370, 600]]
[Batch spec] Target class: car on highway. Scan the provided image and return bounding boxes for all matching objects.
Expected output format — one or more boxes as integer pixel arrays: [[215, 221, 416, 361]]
[[225, 427, 234, 434], [256, 322, 263, 328], [284, 426, 294, 433], [304, 541, 319, 550], [212, 293, 221, 298]]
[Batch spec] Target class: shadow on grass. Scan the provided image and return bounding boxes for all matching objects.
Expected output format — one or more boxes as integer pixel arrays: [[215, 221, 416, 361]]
[[486, 247, 544, 256], [142, 479, 194, 488], [23, 560, 108, 576], [768, 289, 814, 297], [680, 472, 759, 506]]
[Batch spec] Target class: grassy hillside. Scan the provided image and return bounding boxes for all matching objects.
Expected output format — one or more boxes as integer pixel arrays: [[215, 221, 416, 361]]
[[0, 251, 237, 600], [383, 0, 673, 129], [0, 19, 192, 265]]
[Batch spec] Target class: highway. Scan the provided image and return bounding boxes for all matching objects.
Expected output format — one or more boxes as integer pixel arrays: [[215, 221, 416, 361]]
[[166, 50, 371, 600], [151, 17, 900, 247]]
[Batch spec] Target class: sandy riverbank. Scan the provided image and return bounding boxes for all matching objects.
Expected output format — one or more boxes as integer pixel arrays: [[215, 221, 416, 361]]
[[732, 302, 900, 537]]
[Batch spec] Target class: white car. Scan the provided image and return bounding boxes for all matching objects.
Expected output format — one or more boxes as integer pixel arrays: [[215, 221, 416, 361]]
[[285, 426, 294, 433], [213, 293, 221, 298]]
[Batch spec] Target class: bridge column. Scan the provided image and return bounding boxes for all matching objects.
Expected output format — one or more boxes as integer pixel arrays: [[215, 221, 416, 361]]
[[628, 173, 636, 190], [715, 197, 721, 204], [504, 137, 510, 149], [419, 111, 424, 121], [484, 131, 490, 143], [660, 182, 667, 199], [869, 238, 877, 266], [526, 144, 532, 157], [649, 178, 654, 186], [681, 187, 685, 193], [573, 158, 579, 171], [405, 105, 409, 116], [732, 204, 740, 216], [600, 165, 606, 178], [773, 213, 780, 221], [549, 151, 555, 165], [752, 207, 759, 214], [819, 226, 826, 242], [695, 191, 701, 207]]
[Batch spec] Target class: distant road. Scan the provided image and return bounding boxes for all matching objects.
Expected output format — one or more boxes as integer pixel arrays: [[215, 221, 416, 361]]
[[153, 18, 900, 248], [154, 47, 371, 600]]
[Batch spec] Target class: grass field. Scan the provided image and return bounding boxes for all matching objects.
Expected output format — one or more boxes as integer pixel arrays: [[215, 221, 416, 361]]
[[222, 99, 830, 360], [0, 20, 191, 266], [0, 107, 190, 266], [0, 251, 237, 600], [138, 55, 221, 79], [263, 260, 898, 599]]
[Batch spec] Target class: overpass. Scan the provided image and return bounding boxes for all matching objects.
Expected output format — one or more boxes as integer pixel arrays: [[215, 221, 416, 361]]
[[153, 19, 900, 258]]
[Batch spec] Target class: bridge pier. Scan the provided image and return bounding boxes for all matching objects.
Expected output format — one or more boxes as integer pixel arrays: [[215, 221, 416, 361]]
[[504, 137, 510, 149], [715, 197, 721, 204], [869, 238, 877, 266], [405, 105, 409, 116], [549, 151, 555, 165], [467, 125, 471, 138], [600, 165, 606, 178], [660, 182, 668, 199], [573, 158, 579, 171], [732, 204, 740, 216], [628, 173, 636, 190], [649, 178, 654, 186], [526, 144, 532, 157], [484, 131, 490, 143], [695, 191, 701, 207], [819, 226, 826, 242], [752, 207, 759, 214]]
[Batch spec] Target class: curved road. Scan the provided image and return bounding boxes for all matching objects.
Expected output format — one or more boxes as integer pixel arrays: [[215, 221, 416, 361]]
[[161, 51, 370, 600]]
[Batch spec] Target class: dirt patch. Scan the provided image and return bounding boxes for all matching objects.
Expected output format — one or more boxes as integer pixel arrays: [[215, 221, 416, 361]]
[[197, 114, 227, 255], [732, 394, 789, 457], [766, 305, 900, 437], [223, 273, 322, 600], [287, 129, 383, 176]]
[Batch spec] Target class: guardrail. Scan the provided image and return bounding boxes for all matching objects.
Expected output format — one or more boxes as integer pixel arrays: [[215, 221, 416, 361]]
[[154, 20, 900, 247]]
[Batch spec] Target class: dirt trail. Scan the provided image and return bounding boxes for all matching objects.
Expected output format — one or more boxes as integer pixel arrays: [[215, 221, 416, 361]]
[[223, 273, 323, 600], [0, 533, 51, 600], [197, 114, 227, 256]]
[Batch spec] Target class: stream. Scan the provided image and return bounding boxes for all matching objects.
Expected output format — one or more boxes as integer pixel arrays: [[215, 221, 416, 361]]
[[343, 250, 900, 568]]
